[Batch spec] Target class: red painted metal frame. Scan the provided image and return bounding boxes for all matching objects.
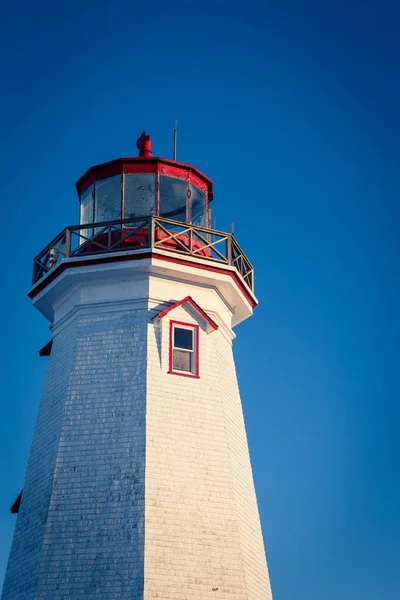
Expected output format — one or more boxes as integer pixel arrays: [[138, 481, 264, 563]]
[[28, 252, 257, 309], [169, 320, 200, 379], [124, 162, 158, 174], [157, 296, 218, 331], [77, 158, 212, 228], [76, 157, 213, 200]]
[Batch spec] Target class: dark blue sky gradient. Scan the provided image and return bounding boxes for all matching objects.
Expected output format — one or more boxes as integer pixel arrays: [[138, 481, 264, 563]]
[[0, 1, 399, 598]]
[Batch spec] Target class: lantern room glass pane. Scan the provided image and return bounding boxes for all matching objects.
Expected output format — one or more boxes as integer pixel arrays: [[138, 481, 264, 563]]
[[190, 184, 207, 227], [80, 184, 94, 225], [124, 173, 156, 218], [159, 176, 187, 222], [94, 175, 122, 223]]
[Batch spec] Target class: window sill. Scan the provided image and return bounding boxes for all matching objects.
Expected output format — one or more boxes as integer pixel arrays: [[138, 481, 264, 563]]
[[168, 370, 200, 379]]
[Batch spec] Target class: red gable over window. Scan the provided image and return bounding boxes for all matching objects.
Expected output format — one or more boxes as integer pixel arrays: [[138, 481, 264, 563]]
[[154, 296, 218, 333]]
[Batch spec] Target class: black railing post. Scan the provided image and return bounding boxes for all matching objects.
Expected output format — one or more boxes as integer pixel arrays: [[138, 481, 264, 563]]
[[227, 235, 232, 266], [148, 216, 154, 249], [65, 228, 71, 258], [32, 261, 40, 285]]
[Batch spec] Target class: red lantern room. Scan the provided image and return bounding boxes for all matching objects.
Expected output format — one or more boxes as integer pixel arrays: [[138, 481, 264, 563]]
[[76, 132, 213, 229], [30, 131, 255, 309]]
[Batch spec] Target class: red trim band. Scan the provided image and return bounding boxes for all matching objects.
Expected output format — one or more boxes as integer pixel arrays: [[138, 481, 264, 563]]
[[76, 157, 213, 201], [29, 252, 256, 308], [124, 162, 157, 174]]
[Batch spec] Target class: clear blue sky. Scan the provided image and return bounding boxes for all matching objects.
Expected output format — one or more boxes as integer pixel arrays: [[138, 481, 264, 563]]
[[0, 1, 399, 598]]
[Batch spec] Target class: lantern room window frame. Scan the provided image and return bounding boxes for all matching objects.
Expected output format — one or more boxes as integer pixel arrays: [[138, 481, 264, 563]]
[[77, 159, 213, 229], [169, 320, 200, 378]]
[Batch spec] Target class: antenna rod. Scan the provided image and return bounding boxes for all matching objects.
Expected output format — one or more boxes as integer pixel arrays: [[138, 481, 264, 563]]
[[173, 120, 177, 161]]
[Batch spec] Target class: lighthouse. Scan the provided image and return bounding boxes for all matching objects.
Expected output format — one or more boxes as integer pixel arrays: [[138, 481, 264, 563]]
[[2, 133, 273, 600]]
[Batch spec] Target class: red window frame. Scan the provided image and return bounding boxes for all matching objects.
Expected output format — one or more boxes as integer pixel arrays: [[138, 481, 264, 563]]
[[169, 320, 200, 378]]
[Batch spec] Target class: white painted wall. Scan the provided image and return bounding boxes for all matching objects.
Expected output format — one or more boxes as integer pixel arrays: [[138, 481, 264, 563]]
[[145, 276, 272, 600], [2, 262, 272, 600]]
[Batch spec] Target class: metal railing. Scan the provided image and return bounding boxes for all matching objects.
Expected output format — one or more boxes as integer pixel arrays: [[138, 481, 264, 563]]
[[32, 216, 254, 292]]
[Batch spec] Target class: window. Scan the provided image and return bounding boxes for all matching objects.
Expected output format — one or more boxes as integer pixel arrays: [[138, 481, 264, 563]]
[[169, 321, 199, 378], [124, 173, 156, 218], [80, 184, 94, 225], [80, 184, 94, 241], [79, 175, 122, 236], [190, 184, 207, 227], [159, 176, 188, 222], [94, 175, 122, 225]]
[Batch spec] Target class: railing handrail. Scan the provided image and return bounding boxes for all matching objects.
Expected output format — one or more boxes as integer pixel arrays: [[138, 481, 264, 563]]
[[34, 215, 236, 259], [32, 215, 254, 293]]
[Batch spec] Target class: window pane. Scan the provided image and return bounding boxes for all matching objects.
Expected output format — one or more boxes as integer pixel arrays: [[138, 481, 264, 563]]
[[95, 175, 122, 223], [174, 327, 193, 350], [159, 176, 187, 222], [80, 184, 94, 225], [173, 349, 191, 372], [124, 173, 156, 218], [190, 184, 206, 227]]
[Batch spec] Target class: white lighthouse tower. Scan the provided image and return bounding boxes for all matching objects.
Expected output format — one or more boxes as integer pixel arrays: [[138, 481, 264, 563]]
[[2, 133, 273, 600]]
